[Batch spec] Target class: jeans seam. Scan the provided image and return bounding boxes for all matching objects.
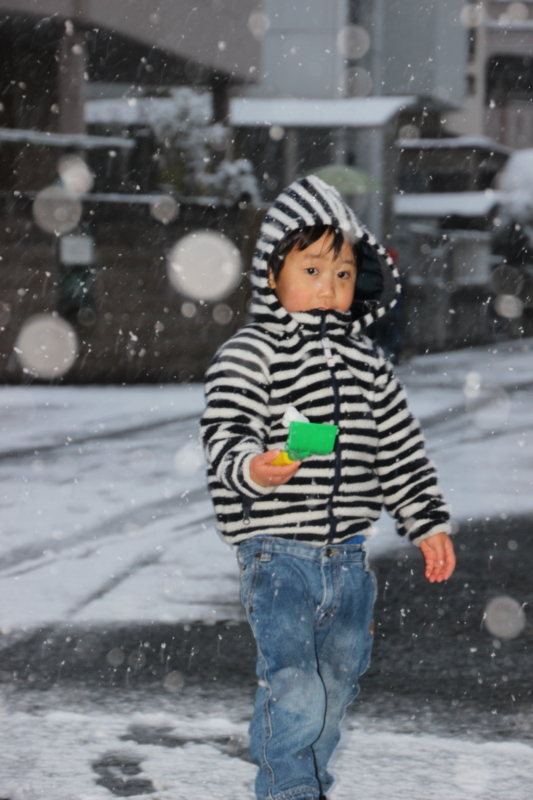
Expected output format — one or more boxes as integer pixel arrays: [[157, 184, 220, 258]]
[[244, 556, 276, 792], [256, 637, 275, 793]]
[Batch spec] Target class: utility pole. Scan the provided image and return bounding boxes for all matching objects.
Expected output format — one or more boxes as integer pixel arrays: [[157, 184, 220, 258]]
[[335, 0, 348, 166], [57, 0, 87, 134]]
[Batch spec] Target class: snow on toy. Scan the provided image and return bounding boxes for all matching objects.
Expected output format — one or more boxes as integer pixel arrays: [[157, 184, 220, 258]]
[[270, 406, 338, 465]]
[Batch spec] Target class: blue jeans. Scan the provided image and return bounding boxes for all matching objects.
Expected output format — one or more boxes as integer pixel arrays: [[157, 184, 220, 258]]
[[237, 537, 377, 800]]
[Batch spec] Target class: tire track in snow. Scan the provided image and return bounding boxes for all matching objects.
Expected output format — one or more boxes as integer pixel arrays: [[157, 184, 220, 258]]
[[67, 551, 163, 617], [0, 412, 200, 463], [0, 486, 212, 575]]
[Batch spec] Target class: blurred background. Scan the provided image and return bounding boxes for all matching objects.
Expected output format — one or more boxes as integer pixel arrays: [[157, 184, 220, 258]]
[[2, 0, 533, 381], [1, 3, 533, 800]]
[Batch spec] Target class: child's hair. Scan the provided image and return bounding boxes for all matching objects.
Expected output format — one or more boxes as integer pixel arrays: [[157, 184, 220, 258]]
[[268, 224, 362, 281]]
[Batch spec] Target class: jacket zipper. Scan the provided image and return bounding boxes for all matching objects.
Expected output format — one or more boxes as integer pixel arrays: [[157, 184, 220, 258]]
[[242, 495, 252, 525], [320, 316, 341, 540]]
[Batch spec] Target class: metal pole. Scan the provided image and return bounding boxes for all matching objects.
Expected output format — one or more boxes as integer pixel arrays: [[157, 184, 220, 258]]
[[371, 0, 384, 97], [57, 0, 87, 134]]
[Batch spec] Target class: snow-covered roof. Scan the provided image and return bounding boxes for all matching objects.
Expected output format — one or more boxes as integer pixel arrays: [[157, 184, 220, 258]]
[[85, 90, 212, 127], [394, 191, 504, 218], [397, 136, 511, 155], [230, 96, 417, 128], [76, 192, 238, 208], [487, 19, 533, 31], [0, 127, 134, 150]]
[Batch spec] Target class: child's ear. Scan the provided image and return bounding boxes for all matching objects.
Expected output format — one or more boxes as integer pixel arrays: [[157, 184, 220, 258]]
[[268, 268, 277, 290]]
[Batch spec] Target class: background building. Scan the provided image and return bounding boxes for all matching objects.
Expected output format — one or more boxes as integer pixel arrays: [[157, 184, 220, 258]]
[[232, 0, 470, 239], [0, 0, 263, 383], [448, 0, 533, 149], [1, 0, 531, 383]]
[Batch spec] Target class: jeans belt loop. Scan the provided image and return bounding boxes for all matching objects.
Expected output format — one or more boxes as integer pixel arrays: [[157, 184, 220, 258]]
[[260, 538, 272, 562]]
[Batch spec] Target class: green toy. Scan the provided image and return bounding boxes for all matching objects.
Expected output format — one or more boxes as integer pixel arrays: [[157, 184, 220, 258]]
[[270, 420, 338, 465]]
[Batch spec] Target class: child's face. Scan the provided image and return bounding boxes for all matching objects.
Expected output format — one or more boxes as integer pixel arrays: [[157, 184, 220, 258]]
[[268, 231, 357, 313]]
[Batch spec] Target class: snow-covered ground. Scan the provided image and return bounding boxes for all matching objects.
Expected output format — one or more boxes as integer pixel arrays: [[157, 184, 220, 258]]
[[1, 686, 532, 800], [1, 338, 532, 631]]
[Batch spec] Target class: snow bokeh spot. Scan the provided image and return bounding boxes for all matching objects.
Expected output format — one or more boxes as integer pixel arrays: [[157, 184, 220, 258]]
[[459, 4, 485, 27], [464, 374, 510, 430], [269, 125, 285, 141], [507, 2, 529, 22], [15, 314, 78, 378], [336, 25, 370, 59], [484, 596, 526, 639], [150, 195, 179, 224], [33, 186, 82, 235], [494, 294, 524, 320], [181, 301, 197, 318], [57, 154, 94, 195], [248, 10, 270, 39], [106, 647, 125, 667], [163, 671, 184, 692], [174, 441, 205, 477], [213, 303, 233, 325], [167, 230, 242, 302]]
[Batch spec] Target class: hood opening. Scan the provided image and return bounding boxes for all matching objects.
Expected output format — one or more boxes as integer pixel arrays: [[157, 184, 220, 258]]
[[352, 239, 398, 319], [251, 175, 401, 334]]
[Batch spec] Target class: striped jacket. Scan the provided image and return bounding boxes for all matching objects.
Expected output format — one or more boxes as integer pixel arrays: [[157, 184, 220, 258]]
[[200, 176, 451, 547]]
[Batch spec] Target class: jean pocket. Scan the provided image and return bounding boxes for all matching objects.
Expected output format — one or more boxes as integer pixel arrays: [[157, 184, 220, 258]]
[[239, 553, 259, 609]]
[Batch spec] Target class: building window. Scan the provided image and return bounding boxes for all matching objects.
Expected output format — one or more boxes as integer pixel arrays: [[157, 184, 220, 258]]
[[486, 55, 533, 106]]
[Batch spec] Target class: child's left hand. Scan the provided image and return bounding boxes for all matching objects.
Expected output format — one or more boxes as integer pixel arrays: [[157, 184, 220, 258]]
[[420, 531, 456, 583]]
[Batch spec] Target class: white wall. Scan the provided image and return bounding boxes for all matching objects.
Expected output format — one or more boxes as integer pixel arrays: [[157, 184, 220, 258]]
[[245, 0, 348, 99]]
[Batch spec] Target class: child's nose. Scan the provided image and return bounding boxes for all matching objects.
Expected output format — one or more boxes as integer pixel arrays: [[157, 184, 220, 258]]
[[318, 278, 335, 297]]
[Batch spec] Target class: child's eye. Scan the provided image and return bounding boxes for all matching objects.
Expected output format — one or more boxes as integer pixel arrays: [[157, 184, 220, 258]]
[[305, 267, 318, 275], [337, 271, 352, 279]]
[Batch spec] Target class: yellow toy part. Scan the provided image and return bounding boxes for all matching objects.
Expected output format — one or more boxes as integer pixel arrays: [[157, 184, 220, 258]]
[[270, 451, 295, 466]]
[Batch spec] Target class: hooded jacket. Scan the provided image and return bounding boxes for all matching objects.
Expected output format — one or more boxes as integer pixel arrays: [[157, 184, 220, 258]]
[[200, 176, 451, 546]]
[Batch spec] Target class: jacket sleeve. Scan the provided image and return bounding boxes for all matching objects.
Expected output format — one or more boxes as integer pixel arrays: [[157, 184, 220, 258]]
[[371, 352, 451, 545], [199, 334, 274, 499]]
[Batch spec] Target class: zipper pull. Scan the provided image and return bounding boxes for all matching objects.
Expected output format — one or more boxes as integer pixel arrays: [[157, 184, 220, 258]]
[[242, 497, 252, 525], [321, 336, 335, 367]]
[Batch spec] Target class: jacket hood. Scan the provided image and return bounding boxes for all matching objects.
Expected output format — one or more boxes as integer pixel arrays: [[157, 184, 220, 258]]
[[250, 175, 401, 336]]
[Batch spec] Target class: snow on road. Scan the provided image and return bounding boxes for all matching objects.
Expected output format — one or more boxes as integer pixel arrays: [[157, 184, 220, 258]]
[[1, 338, 532, 629], [1, 688, 532, 800], [0, 384, 240, 629]]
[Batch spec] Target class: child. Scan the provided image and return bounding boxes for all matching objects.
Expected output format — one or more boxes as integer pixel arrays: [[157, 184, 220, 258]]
[[200, 176, 455, 800]]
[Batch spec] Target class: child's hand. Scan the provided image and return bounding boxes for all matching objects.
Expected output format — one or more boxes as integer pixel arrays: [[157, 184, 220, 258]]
[[420, 532, 456, 583], [250, 451, 301, 487]]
